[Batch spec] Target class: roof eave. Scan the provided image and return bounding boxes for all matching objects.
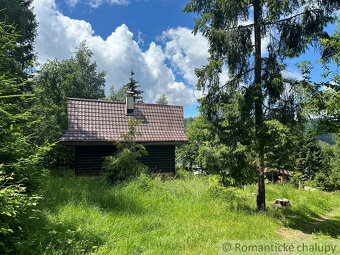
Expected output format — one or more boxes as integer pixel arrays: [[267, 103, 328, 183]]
[[59, 140, 188, 146]]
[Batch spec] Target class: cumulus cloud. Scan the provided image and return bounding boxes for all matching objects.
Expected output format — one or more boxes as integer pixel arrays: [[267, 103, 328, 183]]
[[161, 27, 209, 86], [32, 0, 206, 105]]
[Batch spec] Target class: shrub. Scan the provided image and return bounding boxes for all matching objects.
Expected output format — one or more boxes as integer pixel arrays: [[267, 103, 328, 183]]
[[205, 175, 251, 210], [0, 171, 40, 253], [104, 147, 148, 184], [0, 21, 50, 253], [290, 172, 307, 186], [103, 118, 148, 184], [175, 169, 194, 180], [313, 169, 340, 191]]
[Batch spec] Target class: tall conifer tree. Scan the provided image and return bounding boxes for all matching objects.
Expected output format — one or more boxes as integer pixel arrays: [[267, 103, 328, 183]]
[[0, 0, 37, 73], [296, 127, 323, 176], [184, 0, 339, 210], [123, 70, 143, 102]]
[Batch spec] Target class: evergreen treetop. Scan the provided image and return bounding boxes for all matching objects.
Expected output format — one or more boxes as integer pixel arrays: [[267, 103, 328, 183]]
[[156, 94, 168, 104], [123, 70, 143, 102]]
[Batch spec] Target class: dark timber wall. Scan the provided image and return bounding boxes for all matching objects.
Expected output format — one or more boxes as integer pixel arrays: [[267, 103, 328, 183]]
[[75, 145, 175, 175]]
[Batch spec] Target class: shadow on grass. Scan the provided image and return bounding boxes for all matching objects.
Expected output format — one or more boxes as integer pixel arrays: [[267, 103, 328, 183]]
[[19, 172, 147, 253], [43, 171, 146, 216], [269, 205, 340, 238], [303, 215, 340, 238], [20, 211, 106, 254], [281, 208, 321, 228]]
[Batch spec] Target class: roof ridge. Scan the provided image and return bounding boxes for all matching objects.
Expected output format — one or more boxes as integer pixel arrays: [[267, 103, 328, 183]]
[[66, 97, 184, 108]]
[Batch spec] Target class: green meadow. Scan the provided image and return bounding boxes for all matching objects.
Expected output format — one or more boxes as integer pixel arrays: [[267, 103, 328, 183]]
[[19, 170, 340, 254]]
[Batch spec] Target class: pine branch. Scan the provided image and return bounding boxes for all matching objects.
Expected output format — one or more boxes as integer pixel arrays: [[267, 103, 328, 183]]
[[263, 9, 322, 26], [224, 23, 254, 31]]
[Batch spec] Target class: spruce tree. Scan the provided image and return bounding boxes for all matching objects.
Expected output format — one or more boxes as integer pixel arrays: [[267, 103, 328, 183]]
[[297, 127, 323, 177], [0, 0, 37, 76], [106, 85, 125, 101], [156, 94, 168, 104], [184, 0, 339, 210], [123, 70, 143, 102]]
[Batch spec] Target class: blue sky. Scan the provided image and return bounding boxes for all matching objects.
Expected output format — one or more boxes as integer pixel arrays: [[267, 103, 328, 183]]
[[32, 0, 337, 118], [58, 0, 196, 47]]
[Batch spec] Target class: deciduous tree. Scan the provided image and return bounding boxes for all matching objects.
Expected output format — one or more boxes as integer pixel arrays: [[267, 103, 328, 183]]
[[32, 43, 105, 167], [298, 25, 340, 135]]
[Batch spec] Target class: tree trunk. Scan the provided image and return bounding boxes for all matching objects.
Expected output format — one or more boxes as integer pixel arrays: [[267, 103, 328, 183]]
[[254, 0, 266, 211]]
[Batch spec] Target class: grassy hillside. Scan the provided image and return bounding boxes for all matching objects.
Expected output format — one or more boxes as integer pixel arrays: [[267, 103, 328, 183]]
[[20, 171, 340, 254]]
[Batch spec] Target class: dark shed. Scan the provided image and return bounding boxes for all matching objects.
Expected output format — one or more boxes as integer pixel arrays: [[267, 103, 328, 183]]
[[59, 97, 188, 175]]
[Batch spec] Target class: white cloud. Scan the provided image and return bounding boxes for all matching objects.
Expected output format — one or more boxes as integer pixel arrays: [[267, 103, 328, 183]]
[[282, 68, 303, 80], [161, 27, 209, 86], [32, 0, 204, 105]]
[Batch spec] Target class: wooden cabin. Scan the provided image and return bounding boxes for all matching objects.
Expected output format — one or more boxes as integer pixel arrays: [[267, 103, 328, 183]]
[[59, 94, 188, 175]]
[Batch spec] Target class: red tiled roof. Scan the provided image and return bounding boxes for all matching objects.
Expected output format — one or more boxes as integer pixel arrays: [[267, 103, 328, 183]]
[[60, 98, 188, 145]]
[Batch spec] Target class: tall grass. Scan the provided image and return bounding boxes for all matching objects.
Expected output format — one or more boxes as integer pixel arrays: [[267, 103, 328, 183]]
[[19, 170, 340, 254]]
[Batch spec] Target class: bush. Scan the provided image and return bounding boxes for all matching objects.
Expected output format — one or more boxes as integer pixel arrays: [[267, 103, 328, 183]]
[[175, 169, 194, 179], [103, 147, 148, 184], [103, 117, 148, 184], [290, 172, 307, 186], [312, 169, 340, 191], [0, 171, 40, 253], [205, 175, 251, 210]]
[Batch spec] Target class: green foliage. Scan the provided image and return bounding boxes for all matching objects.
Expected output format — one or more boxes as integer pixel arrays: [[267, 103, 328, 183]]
[[317, 133, 336, 145], [198, 142, 256, 187], [103, 148, 148, 184], [177, 116, 256, 186], [177, 116, 213, 169], [103, 118, 148, 184], [296, 127, 324, 177], [205, 175, 251, 210], [123, 70, 143, 102], [263, 120, 296, 171], [175, 169, 195, 179], [0, 21, 49, 253], [32, 42, 106, 168], [105, 84, 125, 101], [183, 117, 195, 132], [290, 172, 307, 186], [0, 0, 37, 77], [311, 136, 340, 191], [0, 21, 49, 189], [0, 171, 41, 254], [155, 94, 168, 104], [297, 25, 340, 135]]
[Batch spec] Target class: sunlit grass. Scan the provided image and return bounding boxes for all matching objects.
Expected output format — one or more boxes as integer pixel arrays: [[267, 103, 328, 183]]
[[20, 170, 340, 254]]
